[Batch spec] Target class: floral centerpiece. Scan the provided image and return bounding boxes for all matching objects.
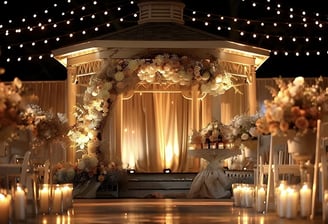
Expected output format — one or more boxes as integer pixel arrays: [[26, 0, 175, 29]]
[[255, 76, 328, 162], [20, 104, 70, 148], [228, 113, 260, 142], [189, 120, 229, 149], [0, 78, 37, 142], [256, 76, 328, 136], [53, 152, 125, 198]]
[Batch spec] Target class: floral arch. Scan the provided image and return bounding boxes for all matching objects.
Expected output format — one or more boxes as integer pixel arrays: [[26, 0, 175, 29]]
[[68, 53, 247, 158]]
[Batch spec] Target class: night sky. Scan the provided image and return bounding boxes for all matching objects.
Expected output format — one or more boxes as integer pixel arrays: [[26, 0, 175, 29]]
[[0, 0, 327, 81]]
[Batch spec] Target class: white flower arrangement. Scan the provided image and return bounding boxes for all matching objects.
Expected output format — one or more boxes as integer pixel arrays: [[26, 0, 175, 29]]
[[69, 53, 243, 153], [0, 78, 37, 142], [256, 76, 328, 136], [228, 113, 260, 142]]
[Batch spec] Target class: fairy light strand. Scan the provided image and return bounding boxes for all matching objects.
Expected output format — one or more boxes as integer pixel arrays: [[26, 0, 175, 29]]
[[1, 0, 328, 64]]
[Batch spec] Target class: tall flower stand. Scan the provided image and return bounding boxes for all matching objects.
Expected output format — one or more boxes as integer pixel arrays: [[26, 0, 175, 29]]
[[311, 120, 328, 221]]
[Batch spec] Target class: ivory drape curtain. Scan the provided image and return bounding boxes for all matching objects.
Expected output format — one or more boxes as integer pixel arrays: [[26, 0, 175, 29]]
[[23, 81, 67, 113], [1, 81, 67, 164], [120, 92, 192, 172]]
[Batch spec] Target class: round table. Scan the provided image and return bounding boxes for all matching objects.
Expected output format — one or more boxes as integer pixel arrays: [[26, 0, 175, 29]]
[[188, 148, 241, 199]]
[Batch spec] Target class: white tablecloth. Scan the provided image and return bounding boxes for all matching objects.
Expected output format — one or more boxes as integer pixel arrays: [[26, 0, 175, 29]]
[[188, 148, 241, 199]]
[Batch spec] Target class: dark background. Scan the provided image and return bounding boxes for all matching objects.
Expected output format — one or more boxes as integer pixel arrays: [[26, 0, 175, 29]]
[[0, 0, 327, 81]]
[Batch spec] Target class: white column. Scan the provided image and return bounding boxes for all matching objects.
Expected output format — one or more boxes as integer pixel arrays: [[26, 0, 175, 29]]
[[66, 66, 77, 163], [248, 65, 257, 115]]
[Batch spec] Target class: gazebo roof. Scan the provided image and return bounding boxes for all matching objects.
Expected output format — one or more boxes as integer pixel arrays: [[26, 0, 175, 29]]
[[53, 0, 270, 68], [95, 22, 226, 41]]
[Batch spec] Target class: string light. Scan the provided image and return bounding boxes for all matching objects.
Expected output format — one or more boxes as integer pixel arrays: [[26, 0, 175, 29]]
[[1, 0, 328, 64]]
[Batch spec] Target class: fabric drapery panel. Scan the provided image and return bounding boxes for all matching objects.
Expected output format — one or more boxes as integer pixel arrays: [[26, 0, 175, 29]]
[[100, 91, 209, 172], [120, 92, 192, 172], [23, 81, 67, 113], [220, 85, 249, 123], [1, 81, 67, 164]]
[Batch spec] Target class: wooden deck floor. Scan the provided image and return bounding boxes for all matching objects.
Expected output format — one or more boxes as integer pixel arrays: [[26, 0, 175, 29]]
[[21, 198, 325, 223]]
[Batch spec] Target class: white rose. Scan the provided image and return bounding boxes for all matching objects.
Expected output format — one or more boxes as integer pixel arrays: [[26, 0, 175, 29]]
[[241, 133, 250, 141], [293, 76, 304, 86], [271, 106, 284, 121], [248, 127, 259, 137]]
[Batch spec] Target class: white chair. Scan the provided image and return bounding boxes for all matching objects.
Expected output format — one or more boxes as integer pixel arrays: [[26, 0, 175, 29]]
[[256, 134, 301, 213], [43, 160, 50, 184], [0, 150, 31, 189], [19, 150, 32, 187]]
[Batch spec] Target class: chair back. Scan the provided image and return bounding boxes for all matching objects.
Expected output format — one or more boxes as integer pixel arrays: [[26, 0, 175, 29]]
[[19, 151, 31, 187], [43, 160, 50, 184]]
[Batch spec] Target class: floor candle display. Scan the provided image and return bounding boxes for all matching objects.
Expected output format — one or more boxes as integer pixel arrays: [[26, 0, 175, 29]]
[[300, 183, 312, 218], [39, 184, 51, 214], [52, 184, 63, 214], [256, 185, 266, 213], [285, 186, 299, 219], [61, 183, 73, 211], [14, 184, 26, 221], [0, 192, 11, 223]]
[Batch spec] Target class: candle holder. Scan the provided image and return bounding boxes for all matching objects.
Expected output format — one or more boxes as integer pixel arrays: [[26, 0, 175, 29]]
[[241, 184, 255, 208], [61, 183, 73, 212], [232, 183, 255, 208], [13, 183, 27, 221], [299, 182, 312, 218], [232, 183, 242, 207], [285, 185, 299, 219], [38, 183, 51, 215], [276, 184, 299, 219], [51, 184, 63, 214], [0, 190, 11, 223], [255, 185, 267, 213], [324, 190, 328, 222], [275, 180, 288, 216]]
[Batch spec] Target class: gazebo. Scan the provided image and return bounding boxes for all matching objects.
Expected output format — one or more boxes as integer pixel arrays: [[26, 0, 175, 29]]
[[53, 0, 270, 168]]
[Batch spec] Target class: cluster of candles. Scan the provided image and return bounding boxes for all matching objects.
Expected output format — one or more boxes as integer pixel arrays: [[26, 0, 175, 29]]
[[232, 181, 314, 219], [275, 181, 312, 219], [0, 183, 73, 223], [38, 183, 74, 215], [232, 183, 266, 212], [0, 184, 28, 223]]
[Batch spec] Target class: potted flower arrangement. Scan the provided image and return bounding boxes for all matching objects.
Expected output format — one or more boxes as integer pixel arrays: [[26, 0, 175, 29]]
[[255, 76, 328, 162], [189, 120, 232, 150], [228, 113, 260, 162], [52, 153, 125, 198], [0, 78, 37, 142]]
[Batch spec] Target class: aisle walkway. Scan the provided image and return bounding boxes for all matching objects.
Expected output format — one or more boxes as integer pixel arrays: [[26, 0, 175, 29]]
[[23, 199, 324, 224]]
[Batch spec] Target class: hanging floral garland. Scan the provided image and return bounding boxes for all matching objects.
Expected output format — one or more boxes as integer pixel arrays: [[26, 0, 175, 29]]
[[68, 53, 242, 156]]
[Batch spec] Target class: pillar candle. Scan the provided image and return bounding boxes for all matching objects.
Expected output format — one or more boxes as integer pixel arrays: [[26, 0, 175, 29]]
[[39, 184, 50, 214], [278, 189, 287, 218], [243, 186, 254, 208], [52, 185, 63, 214], [285, 187, 299, 219], [324, 190, 328, 222], [232, 184, 242, 207], [62, 184, 73, 211], [300, 184, 311, 218], [256, 186, 266, 213], [14, 185, 26, 220], [275, 181, 287, 213], [0, 193, 10, 223]]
